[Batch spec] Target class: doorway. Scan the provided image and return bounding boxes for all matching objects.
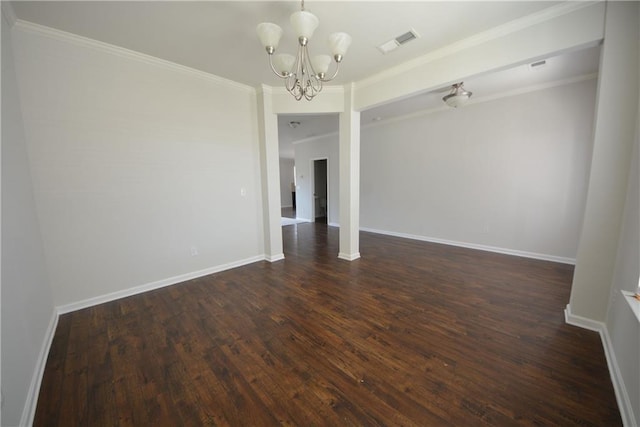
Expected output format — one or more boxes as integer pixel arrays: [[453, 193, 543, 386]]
[[312, 158, 328, 224]]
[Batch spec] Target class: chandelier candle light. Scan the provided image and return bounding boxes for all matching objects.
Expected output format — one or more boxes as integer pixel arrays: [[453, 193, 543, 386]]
[[256, 0, 352, 101]]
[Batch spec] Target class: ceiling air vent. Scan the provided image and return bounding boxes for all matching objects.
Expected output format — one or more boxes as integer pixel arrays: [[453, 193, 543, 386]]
[[529, 60, 547, 71], [377, 29, 420, 54]]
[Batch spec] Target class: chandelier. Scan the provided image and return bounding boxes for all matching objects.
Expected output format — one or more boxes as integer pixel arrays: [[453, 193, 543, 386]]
[[443, 82, 473, 108], [256, 1, 352, 101]]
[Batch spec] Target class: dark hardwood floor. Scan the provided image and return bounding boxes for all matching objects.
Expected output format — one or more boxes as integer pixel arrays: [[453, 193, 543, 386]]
[[34, 223, 621, 426]]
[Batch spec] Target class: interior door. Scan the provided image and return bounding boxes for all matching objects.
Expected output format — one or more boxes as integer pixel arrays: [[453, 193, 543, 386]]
[[313, 159, 328, 223]]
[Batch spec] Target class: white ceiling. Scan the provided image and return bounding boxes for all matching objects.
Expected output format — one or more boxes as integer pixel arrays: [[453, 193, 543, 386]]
[[278, 113, 339, 158], [12, 1, 562, 87], [10, 1, 600, 159]]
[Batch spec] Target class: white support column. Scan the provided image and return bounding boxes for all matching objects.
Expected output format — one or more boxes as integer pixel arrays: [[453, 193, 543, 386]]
[[338, 84, 361, 261], [568, 1, 639, 321], [256, 85, 284, 261]]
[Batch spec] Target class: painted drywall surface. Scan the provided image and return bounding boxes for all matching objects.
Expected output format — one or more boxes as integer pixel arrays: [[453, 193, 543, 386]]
[[339, 86, 361, 260], [606, 118, 639, 425], [360, 79, 596, 260], [1, 14, 56, 426], [570, 1, 640, 322], [294, 130, 339, 225], [256, 87, 283, 260], [279, 158, 294, 208], [12, 27, 264, 307]]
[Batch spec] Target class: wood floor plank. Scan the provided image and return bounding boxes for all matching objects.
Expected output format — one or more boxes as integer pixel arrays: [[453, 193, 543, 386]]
[[34, 223, 621, 426]]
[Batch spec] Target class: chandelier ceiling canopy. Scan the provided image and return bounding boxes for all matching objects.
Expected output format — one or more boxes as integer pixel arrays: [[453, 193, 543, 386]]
[[256, 0, 352, 101]]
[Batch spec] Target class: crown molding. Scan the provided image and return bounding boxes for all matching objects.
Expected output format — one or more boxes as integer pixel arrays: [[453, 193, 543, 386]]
[[257, 84, 274, 95], [362, 106, 449, 130], [355, 1, 600, 90], [1, 1, 17, 28], [292, 130, 339, 146], [317, 85, 345, 95], [12, 19, 255, 94], [268, 85, 344, 97]]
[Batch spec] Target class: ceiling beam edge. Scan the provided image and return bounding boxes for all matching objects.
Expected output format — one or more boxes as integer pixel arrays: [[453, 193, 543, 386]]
[[353, 2, 606, 112]]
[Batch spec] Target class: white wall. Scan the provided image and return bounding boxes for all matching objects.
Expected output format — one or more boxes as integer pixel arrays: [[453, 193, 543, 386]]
[[11, 24, 265, 308], [279, 157, 294, 208], [605, 118, 639, 425], [293, 128, 339, 225], [598, 8, 640, 422], [360, 79, 597, 262], [1, 11, 56, 426]]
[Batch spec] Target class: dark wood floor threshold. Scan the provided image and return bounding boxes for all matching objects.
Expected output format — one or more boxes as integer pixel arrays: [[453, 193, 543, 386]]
[[281, 206, 295, 219], [34, 223, 621, 426]]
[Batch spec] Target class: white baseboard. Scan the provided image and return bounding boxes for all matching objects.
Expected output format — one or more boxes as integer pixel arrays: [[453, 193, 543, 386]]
[[338, 252, 361, 261], [564, 303, 603, 331], [328, 222, 340, 228], [281, 204, 293, 208], [565, 304, 636, 427], [360, 227, 576, 265], [266, 253, 285, 262], [600, 326, 637, 427], [20, 309, 58, 427], [57, 255, 266, 314]]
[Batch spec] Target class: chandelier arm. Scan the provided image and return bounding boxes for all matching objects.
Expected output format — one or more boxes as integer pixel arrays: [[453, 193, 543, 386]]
[[300, 44, 308, 93], [294, 44, 306, 97], [293, 80, 303, 100], [302, 45, 320, 82], [285, 72, 297, 93], [295, 43, 304, 76], [283, 44, 303, 95], [304, 80, 319, 100], [307, 71, 322, 93], [306, 77, 319, 100], [300, 44, 313, 100], [302, 44, 322, 100], [309, 85, 320, 100], [267, 54, 289, 79], [311, 78, 322, 93], [319, 61, 341, 82]]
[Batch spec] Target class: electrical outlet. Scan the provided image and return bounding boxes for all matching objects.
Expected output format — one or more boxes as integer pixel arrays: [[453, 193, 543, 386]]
[[240, 187, 247, 197], [190, 246, 199, 256]]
